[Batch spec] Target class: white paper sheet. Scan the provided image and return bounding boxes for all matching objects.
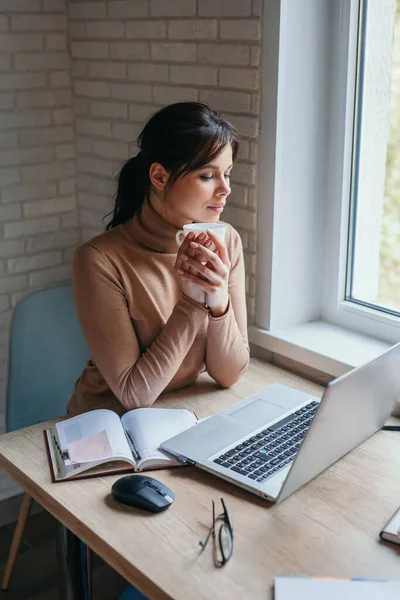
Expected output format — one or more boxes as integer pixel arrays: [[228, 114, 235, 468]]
[[121, 408, 197, 463], [275, 577, 400, 600], [56, 409, 132, 461]]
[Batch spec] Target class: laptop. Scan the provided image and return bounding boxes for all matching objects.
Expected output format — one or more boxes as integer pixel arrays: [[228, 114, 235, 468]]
[[161, 343, 400, 503]]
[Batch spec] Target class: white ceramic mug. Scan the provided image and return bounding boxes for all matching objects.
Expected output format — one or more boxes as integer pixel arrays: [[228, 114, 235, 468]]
[[175, 222, 227, 248]]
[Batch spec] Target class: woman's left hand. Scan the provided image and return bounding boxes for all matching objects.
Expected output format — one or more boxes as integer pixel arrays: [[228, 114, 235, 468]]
[[177, 229, 230, 317]]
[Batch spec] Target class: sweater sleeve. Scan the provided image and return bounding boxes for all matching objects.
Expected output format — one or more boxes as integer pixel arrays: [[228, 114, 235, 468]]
[[73, 244, 208, 411], [205, 227, 250, 387]]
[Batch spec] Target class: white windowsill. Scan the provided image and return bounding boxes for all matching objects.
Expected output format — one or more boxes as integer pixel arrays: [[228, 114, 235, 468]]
[[249, 321, 391, 377]]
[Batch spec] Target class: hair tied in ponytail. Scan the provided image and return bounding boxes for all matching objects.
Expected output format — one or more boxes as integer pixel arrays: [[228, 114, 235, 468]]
[[105, 152, 150, 230], [105, 101, 239, 230]]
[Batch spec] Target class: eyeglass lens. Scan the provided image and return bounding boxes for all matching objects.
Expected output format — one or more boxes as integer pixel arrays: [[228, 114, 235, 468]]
[[217, 522, 233, 564], [199, 498, 233, 566]]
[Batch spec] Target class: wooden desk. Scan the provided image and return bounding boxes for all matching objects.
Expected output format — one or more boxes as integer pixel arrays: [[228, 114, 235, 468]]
[[1, 359, 399, 600]]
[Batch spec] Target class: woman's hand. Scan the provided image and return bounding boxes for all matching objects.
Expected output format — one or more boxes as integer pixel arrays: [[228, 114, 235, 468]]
[[175, 231, 208, 306], [177, 229, 230, 317]]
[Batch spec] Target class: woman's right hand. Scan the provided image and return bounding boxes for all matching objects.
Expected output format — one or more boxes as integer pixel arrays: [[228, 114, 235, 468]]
[[175, 231, 208, 306]]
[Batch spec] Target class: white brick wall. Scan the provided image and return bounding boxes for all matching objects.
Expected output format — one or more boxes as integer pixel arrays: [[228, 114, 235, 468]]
[[70, 0, 261, 326], [0, 0, 80, 446], [0, 0, 263, 500]]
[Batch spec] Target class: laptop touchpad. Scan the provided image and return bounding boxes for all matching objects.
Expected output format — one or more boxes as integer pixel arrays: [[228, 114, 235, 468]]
[[229, 399, 285, 428]]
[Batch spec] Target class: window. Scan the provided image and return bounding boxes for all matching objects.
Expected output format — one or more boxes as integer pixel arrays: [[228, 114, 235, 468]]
[[251, 0, 400, 371], [347, 0, 400, 316], [322, 0, 400, 343]]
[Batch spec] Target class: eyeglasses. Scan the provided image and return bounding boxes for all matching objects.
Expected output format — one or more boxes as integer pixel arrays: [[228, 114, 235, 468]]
[[199, 498, 233, 567]]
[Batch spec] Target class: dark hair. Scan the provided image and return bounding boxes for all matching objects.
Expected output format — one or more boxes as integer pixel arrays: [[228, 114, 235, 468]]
[[105, 102, 239, 230]]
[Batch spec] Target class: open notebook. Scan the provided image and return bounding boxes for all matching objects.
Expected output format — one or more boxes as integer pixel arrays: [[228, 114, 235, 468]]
[[44, 408, 197, 482], [274, 577, 400, 599], [380, 505, 400, 546]]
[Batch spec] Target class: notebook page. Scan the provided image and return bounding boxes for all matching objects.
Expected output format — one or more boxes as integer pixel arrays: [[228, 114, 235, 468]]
[[383, 506, 400, 536], [275, 577, 400, 600], [67, 431, 113, 463], [56, 409, 132, 463], [121, 408, 197, 463]]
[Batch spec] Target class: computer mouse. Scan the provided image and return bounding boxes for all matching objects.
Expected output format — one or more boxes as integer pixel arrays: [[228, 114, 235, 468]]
[[111, 475, 175, 513]]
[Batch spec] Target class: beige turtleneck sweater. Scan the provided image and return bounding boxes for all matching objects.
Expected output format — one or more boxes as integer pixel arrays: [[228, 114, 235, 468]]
[[67, 198, 249, 416]]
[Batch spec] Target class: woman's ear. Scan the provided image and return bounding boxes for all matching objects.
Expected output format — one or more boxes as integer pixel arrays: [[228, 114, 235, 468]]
[[149, 162, 169, 192]]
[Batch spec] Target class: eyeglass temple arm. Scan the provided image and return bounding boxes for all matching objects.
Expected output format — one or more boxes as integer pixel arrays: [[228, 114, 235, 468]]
[[220, 497, 233, 533], [199, 527, 213, 551], [199, 500, 216, 551]]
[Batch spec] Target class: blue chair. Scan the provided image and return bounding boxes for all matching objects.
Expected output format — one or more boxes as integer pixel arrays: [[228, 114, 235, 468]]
[[119, 585, 148, 600], [1, 283, 89, 592]]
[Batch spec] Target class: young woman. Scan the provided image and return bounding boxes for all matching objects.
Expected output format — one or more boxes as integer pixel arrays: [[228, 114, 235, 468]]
[[67, 102, 250, 416]]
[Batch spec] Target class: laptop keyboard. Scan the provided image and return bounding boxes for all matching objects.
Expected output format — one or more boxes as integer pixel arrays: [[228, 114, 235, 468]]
[[212, 401, 319, 484]]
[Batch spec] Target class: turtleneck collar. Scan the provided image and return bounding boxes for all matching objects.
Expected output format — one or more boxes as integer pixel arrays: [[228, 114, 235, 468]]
[[125, 197, 180, 254]]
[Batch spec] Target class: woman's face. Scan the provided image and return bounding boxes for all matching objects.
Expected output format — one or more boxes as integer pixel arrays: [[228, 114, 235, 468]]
[[154, 144, 233, 229]]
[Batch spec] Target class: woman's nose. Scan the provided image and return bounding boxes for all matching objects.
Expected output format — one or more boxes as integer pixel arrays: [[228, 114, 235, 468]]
[[218, 177, 231, 195]]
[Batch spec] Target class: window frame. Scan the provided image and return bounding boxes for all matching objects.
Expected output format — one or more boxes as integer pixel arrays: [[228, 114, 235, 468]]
[[322, 0, 400, 343], [252, 0, 400, 366]]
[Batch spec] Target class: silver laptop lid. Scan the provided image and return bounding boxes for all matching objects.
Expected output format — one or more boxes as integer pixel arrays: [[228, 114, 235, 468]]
[[277, 342, 400, 503]]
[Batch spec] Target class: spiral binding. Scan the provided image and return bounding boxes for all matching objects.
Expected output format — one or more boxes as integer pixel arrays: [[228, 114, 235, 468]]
[[53, 434, 69, 461]]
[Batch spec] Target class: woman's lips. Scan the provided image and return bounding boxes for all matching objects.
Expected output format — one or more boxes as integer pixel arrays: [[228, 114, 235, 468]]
[[207, 205, 224, 214]]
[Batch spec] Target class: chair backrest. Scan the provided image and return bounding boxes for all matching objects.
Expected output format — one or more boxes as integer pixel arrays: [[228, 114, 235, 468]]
[[6, 283, 89, 432]]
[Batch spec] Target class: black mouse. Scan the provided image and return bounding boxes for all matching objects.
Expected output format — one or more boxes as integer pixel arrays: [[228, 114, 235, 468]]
[[111, 475, 175, 513]]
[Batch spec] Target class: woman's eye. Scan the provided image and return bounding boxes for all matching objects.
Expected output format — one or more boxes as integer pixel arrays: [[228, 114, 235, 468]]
[[200, 173, 231, 181]]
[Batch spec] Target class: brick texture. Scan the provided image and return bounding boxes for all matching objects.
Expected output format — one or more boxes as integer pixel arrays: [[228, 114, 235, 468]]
[[0, 0, 262, 451], [69, 0, 260, 325], [0, 0, 80, 445]]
